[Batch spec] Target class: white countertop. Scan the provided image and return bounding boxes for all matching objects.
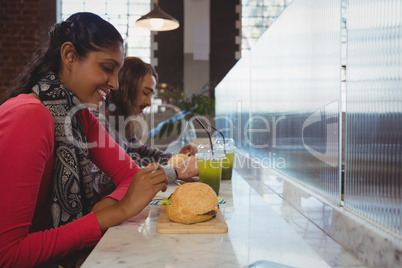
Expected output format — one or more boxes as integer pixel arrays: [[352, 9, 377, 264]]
[[82, 171, 333, 268]]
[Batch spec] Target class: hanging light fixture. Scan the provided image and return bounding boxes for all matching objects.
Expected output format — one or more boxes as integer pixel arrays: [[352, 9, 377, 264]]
[[136, 0, 180, 31]]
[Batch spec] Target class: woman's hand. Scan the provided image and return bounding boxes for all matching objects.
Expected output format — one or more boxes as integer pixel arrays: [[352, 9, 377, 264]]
[[174, 156, 199, 181], [179, 145, 197, 156], [120, 163, 168, 217], [94, 163, 168, 233]]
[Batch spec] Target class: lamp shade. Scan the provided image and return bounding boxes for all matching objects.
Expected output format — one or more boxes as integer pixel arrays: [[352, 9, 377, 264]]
[[136, 5, 180, 31]]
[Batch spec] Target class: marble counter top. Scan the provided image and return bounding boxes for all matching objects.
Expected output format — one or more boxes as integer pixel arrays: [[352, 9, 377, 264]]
[[82, 172, 338, 268]]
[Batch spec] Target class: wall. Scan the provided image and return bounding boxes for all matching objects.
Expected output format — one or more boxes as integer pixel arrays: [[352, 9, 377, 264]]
[[0, 0, 56, 101]]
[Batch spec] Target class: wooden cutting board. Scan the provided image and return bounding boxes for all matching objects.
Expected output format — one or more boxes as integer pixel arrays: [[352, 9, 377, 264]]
[[157, 206, 228, 234]]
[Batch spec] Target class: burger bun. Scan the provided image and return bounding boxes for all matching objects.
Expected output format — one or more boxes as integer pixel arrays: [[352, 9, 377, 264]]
[[165, 182, 219, 224]]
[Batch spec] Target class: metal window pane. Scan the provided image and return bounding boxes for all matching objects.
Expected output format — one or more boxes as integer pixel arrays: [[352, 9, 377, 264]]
[[60, 0, 151, 59]]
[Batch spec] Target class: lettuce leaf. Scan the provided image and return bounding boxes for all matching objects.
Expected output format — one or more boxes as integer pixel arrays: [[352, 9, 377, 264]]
[[158, 197, 172, 206]]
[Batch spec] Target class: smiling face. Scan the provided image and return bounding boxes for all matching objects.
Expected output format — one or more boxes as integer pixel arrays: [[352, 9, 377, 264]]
[[59, 43, 125, 108], [131, 72, 156, 115]]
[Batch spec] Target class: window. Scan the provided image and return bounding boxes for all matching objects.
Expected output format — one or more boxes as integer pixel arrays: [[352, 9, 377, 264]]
[[241, 0, 292, 56], [60, 0, 152, 63]]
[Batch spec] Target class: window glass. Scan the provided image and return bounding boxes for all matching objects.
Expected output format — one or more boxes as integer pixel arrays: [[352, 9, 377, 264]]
[[241, 0, 292, 56], [60, 0, 151, 63]]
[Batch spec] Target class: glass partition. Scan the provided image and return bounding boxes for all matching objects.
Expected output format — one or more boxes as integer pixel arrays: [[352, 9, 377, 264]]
[[216, 0, 342, 204], [215, 55, 251, 153], [345, 0, 402, 236], [216, 0, 402, 237]]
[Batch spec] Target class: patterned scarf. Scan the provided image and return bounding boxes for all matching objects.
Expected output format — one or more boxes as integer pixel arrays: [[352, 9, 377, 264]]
[[32, 72, 95, 228]]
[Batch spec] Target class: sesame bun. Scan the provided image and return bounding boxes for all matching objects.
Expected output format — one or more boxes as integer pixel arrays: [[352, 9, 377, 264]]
[[165, 182, 219, 224], [167, 153, 189, 166]]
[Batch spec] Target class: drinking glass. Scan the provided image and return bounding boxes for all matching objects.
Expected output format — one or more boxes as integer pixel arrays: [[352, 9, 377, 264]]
[[214, 138, 236, 180], [196, 144, 226, 196]]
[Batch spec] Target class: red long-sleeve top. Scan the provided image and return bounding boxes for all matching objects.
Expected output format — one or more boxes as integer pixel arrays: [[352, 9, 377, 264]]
[[0, 94, 140, 267]]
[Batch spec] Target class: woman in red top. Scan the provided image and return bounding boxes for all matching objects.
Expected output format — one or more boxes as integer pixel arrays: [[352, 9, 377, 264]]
[[0, 12, 168, 267]]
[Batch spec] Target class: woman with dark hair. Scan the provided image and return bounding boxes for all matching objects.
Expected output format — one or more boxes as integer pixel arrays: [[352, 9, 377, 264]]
[[0, 13, 167, 267], [91, 57, 198, 197]]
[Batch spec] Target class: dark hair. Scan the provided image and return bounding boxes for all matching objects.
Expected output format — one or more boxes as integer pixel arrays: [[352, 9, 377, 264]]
[[1, 12, 124, 104], [106, 57, 158, 137], [107, 57, 158, 119]]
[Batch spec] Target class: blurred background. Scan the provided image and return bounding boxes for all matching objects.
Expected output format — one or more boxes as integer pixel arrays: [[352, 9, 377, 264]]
[[0, 0, 291, 149]]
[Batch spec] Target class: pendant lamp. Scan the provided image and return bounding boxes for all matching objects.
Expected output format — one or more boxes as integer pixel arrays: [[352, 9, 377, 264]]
[[136, 0, 180, 31]]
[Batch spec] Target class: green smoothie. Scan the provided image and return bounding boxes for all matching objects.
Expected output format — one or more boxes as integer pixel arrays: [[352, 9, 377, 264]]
[[221, 152, 234, 180], [213, 138, 236, 180], [198, 159, 222, 196]]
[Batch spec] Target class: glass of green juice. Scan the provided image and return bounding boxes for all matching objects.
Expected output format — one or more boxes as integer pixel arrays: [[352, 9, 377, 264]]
[[214, 138, 236, 180], [196, 144, 226, 196]]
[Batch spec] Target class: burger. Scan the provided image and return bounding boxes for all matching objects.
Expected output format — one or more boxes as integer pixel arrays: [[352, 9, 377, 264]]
[[164, 182, 219, 224]]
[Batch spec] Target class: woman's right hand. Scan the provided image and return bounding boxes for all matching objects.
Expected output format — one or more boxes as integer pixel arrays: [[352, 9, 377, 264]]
[[120, 163, 168, 218], [94, 163, 168, 233]]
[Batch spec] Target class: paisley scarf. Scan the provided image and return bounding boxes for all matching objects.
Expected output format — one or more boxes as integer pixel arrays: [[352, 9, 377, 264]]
[[32, 72, 95, 228]]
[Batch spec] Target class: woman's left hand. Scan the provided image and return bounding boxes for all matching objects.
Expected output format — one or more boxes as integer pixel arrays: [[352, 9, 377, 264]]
[[92, 197, 117, 212]]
